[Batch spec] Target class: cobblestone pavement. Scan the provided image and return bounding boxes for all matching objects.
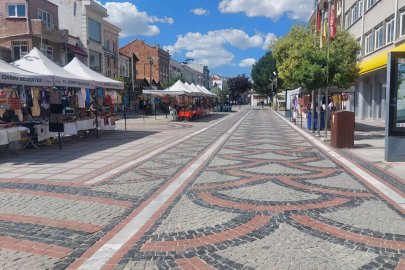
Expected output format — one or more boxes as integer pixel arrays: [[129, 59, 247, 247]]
[[2, 107, 405, 270]]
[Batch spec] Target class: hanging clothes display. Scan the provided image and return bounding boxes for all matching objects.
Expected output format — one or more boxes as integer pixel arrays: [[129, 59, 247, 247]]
[[39, 89, 50, 109], [85, 89, 91, 105], [77, 93, 85, 107], [31, 88, 40, 117], [49, 89, 64, 132]]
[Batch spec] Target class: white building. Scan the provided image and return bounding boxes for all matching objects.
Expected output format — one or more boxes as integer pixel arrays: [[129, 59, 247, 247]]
[[48, 0, 108, 74], [181, 63, 204, 86], [211, 76, 223, 90], [186, 63, 210, 89], [169, 59, 183, 78]]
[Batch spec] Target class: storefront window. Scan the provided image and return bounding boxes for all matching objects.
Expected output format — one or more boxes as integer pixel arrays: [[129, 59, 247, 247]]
[[89, 50, 101, 72], [88, 18, 100, 42]]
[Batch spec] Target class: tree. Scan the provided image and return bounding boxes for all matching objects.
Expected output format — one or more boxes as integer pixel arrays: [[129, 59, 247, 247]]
[[211, 87, 229, 100], [113, 76, 130, 95], [270, 24, 361, 92], [251, 51, 282, 100], [227, 74, 252, 102], [162, 76, 189, 88]]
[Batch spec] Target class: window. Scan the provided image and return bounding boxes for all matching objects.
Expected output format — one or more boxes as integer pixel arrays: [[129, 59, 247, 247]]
[[8, 4, 26, 17], [358, 39, 363, 58], [40, 44, 53, 60], [112, 41, 115, 53], [88, 18, 101, 42], [89, 50, 102, 72], [367, 0, 375, 10], [365, 33, 373, 54], [387, 19, 395, 43], [345, 13, 351, 29], [12, 41, 28, 60], [401, 11, 405, 37], [375, 26, 383, 49], [105, 39, 110, 51], [37, 9, 53, 26], [113, 60, 117, 68], [119, 58, 129, 77], [106, 70, 111, 77], [352, 6, 358, 22], [113, 73, 116, 78], [106, 57, 110, 67], [359, 0, 363, 17]]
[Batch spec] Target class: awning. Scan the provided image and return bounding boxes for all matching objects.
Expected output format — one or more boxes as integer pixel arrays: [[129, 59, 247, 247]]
[[66, 43, 88, 58], [359, 43, 405, 76], [290, 87, 302, 95]]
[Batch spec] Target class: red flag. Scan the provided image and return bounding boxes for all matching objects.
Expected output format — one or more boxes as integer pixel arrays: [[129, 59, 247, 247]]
[[317, 9, 321, 34], [329, 5, 336, 39]]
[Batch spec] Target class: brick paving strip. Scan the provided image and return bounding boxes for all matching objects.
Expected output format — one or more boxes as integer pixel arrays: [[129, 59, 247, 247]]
[[175, 257, 216, 270], [0, 236, 74, 259], [0, 213, 103, 233], [67, 110, 252, 270], [273, 111, 405, 210]]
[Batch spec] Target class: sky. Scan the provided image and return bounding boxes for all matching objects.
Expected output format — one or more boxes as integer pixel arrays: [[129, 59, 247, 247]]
[[96, 0, 314, 78]]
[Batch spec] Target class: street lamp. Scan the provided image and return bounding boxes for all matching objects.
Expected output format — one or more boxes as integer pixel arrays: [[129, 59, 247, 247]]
[[147, 56, 158, 88]]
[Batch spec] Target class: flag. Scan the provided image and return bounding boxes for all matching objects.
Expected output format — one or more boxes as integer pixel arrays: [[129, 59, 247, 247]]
[[320, 19, 327, 48], [317, 9, 321, 34], [329, 5, 336, 39]]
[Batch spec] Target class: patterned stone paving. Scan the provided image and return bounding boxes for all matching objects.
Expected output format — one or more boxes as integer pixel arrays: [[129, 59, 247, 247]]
[[2, 108, 405, 269]]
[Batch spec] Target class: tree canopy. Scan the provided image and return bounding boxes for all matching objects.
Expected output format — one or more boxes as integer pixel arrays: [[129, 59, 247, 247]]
[[270, 24, 361, 92], [251, 51, 282, 99], [161, 76, 189, 88], [211, 87, 229, 100], [227, 74, 252, 100]]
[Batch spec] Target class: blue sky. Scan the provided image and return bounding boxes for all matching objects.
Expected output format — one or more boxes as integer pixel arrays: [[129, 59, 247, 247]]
[[97, 0, 313, 77]]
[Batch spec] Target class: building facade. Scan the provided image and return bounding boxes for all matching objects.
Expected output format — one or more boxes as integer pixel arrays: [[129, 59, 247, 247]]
[[186, 62, 210, 89], [309, 0, 405, 121], [181, 63, 203, 86], [0, 0, 68, 63], [169, 59, 183, 78], [120, 39, 170, 84], [49, 0, 108, 73], [103, 20, 120, 78], [211, 76, 223, 90]]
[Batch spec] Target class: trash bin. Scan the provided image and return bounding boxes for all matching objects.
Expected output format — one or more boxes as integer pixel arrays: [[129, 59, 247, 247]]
[[331, 111, 355, 149], [217, 106, 221, 112], [307, 112, 325, 130]]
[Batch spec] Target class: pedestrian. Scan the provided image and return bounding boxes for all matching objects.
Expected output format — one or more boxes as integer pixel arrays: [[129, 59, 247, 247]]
[[260, 100, 264, 109]]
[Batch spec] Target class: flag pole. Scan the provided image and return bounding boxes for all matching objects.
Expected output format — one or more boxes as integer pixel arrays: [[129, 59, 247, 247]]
[[324, 0, 332, 138], [316, 9, 324, 137], [311, 0, 319, 133]]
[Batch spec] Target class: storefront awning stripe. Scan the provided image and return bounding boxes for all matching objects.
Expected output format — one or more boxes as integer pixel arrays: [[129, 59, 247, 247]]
[[359, 43, 405, 75]]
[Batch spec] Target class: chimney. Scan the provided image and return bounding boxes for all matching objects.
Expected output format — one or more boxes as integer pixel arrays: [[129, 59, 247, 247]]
[[157, 44, 160, 48]]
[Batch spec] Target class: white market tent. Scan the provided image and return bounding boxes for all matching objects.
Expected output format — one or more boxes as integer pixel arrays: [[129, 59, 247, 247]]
[[185, 83, 206, 96], [0, 59, 53, 87], [143, 80, 191, 95], [12, 48, 96, 89], [202, 86, 217, 97], [64, 58, 124, 90], [197, 85, 216, 97]]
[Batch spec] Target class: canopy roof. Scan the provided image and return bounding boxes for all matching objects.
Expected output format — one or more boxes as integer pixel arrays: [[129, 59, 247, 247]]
[[197, 85, 216, 97], [12, 48, 96, 89], [64, 58, 124, 90], [0, 59, 53, 87], [185, 83, 206, 96], [143, 80, 190, 95]]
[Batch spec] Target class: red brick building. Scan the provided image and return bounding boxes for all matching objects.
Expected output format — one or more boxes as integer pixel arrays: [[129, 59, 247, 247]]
[[120, 39, 170, 84]]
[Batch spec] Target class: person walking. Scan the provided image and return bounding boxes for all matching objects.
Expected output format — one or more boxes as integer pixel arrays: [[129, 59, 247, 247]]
[[260, 100, 264, 109]]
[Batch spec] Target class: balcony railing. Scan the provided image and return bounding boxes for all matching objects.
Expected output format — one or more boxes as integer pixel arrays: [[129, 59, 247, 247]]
[[31, 19, 68, 43]]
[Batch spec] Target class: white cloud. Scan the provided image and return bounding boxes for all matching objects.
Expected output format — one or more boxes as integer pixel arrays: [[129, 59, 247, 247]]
[[262, 33, 277, 49], [162, 45, 181, 55], [239, 58, 257, 67], [218, 0, 313, 21], [190, 8, 210, 16], [101, 2, 174, 37], [167, 29, 274, 67]]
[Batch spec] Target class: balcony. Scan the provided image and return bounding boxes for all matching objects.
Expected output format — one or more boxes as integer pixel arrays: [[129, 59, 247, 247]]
[[31, 19, 68, 43]]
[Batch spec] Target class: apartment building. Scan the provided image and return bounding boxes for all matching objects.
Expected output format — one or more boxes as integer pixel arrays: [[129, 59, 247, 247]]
[[120, 39, 170, 84], [103, 20, 120, 78], [181, 63, 204, 86], [169, 59, 183, 78], [0, 0, 68, 63], [49, 0, 108, 74], [186, 62, 210, 89], [310, 0, 405, 121]]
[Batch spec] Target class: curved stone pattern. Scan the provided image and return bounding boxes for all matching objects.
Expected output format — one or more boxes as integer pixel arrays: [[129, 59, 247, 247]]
[[152, 195, 238, 235], [0, 249, 60, 270], [216, 223, 377, 270], [303, 159, 338, 168], [194, 171, 242, 184], [303, 172, 369, 191], [321, 200, 405, 235], [242, 163, 309, 175], [218, 181, 320, 201]]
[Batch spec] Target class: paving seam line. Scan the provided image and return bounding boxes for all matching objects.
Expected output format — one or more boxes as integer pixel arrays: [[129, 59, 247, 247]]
[[84, 110, 246, 185], [76, 110, 252, 270], [272, 109, 405, 209]]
